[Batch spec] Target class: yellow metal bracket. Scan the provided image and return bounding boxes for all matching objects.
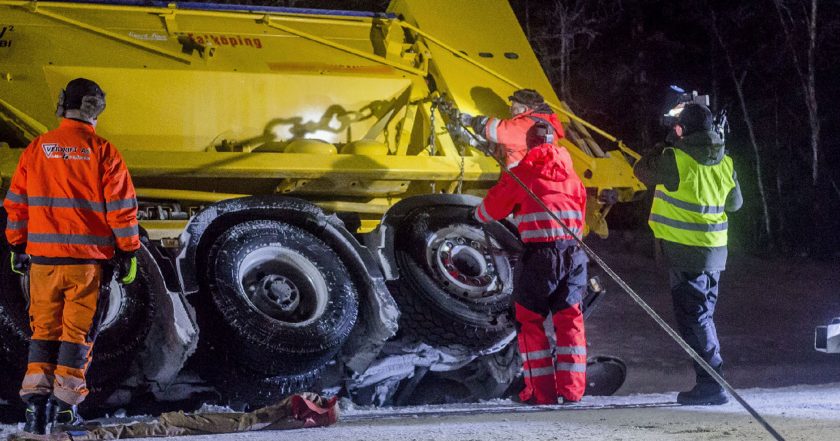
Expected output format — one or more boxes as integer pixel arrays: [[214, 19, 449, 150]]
[[159, 9, 179, 35], [398, 20, 640, 159], [25, 2, 193, 64], [0, 97, 48, 141], [260, 16, 426, 77]]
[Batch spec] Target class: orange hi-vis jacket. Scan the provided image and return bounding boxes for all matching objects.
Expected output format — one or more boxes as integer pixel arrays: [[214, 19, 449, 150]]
[[483, 110, 565, 168], [4, 118, 140, 259]]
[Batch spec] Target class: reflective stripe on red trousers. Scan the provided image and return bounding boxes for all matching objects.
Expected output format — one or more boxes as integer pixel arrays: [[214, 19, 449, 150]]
[[516, 303, 586, 403]]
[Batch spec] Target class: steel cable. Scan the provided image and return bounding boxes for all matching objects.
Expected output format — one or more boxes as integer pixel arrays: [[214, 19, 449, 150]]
[[453, 116, 786, 441]]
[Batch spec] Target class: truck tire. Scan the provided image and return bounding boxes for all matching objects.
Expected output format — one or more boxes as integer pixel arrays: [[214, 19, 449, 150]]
[[84, 257, 156, 406], [212, 367, 322, 409], [0, 241, 156, 405], [0, 239, 28, 403], [391, 206, 514, 349], [204, 220, 358, 376]]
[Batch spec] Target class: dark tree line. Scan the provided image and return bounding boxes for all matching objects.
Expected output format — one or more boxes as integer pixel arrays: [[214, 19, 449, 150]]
[[510, 0, 840, 257]]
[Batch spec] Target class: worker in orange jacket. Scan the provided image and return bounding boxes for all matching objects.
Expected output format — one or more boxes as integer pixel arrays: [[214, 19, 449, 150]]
[[3, 78, 140, 434], [459, 89, 565, 168]]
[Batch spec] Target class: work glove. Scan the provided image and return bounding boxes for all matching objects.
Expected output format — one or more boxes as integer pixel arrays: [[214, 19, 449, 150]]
[[114, 250, 137, 285], [9, 243, 29, 276], [466, 207, 481, 224], [459, 112, 475, 127]]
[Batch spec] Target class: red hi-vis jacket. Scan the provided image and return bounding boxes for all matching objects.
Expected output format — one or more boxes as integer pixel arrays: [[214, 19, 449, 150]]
[[484, 111, 565, 168], [475, 144, 586, 243], [4, 118, 140, 260]]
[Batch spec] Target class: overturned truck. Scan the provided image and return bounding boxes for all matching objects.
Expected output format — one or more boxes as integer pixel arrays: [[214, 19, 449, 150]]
[[0, 0, 645, 407]]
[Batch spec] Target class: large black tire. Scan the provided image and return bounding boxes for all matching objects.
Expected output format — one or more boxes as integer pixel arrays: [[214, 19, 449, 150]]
[[84, 248, 156, 406], [391, 206, 515, 349], [0, 238, 29, 403], [211, 368, 323, 409], [203, 220, 358, 377], [0, 240, 156, 406]]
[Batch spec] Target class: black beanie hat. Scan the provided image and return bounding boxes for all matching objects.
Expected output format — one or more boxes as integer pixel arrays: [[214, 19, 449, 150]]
[[56, 78, 106, 119], [678, 103, 713, 135], [63, 78, 105, 110], [508, 89, 545, 108]]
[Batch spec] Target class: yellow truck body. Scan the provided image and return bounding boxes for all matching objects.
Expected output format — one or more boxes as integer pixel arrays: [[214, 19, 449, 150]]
[[0, 0, 642, 406]]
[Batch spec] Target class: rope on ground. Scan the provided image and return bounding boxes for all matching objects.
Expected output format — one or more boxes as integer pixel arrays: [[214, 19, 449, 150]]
[[455, 118, 786, 441]]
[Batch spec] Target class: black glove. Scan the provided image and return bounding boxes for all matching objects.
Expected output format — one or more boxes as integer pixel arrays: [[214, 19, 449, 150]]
[[9, 242, 29, 276], [114, 250, 137, 285], [466, 207, 480, 224]]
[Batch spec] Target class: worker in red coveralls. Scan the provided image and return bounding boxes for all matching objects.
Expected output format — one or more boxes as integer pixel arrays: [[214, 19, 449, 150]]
[[474, 121, 588, 405]]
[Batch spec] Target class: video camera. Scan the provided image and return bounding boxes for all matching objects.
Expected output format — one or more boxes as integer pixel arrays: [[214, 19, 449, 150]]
[[661, 85, 729, 143]]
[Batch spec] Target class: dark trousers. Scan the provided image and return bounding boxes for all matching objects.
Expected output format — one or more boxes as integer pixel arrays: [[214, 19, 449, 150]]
[[669, 269, 723, 384]]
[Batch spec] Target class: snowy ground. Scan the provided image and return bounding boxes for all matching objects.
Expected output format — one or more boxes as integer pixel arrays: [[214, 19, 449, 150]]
[[1, 230, 838, 440], [3, 384, 839, 440]]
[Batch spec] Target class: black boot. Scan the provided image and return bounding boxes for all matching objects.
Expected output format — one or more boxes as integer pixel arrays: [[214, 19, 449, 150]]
[[677, 382, 729, 406], [23, 396, 51, 435], [51, 399, 85, 433]]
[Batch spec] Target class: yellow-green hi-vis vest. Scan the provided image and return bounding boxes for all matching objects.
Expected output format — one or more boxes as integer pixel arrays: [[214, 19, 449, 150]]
[[649, 147, 736, 247]]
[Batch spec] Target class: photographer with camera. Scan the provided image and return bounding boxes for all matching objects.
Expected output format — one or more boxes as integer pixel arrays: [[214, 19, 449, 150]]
[[633, 101, 742, 406]]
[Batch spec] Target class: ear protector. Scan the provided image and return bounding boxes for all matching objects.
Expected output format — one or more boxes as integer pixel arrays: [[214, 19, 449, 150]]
[[55, 89, 67, 118]]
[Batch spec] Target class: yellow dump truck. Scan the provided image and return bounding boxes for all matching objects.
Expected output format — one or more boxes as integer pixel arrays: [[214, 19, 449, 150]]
[[0, 0, 644, 405]]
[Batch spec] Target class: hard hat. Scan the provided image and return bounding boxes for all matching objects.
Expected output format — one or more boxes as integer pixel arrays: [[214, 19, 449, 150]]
[[677, 103, 713, 136], [56, 78, 106, 119], [508, 89, 544, 108]]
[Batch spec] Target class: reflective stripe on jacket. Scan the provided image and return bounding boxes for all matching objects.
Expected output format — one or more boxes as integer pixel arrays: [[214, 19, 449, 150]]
[[475, 143, 585, 243], [484, 111, 565, 168], [648, 148, 735, 247], [3, 118, 140, 259]]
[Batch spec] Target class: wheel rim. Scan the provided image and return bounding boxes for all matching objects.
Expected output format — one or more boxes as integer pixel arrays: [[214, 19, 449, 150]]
[[101, 279, 126, 330], [424, 224, 510, 302], [237, 246, 328, 325]]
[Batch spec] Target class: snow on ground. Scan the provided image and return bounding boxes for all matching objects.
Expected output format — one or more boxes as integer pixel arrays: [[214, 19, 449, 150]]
[[2, 383, 838, 440]]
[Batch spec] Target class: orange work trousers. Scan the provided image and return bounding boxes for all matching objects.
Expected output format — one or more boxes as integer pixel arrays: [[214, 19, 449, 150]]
[[20, 263, 103, 405]]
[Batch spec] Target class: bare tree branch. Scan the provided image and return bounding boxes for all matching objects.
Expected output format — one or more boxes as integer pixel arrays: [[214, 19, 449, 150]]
[[711, 9, 773, 243], [773, 0, 820, 186]]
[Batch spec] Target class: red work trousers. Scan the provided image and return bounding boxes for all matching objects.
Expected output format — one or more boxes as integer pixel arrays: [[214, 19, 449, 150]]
[[514, 241, 588, 404], [20, 264, 103, 405], [516, 303, 586, 404]]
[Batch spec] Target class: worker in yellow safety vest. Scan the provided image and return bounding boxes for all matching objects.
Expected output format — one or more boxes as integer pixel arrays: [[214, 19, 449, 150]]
[[633, 103, 742, 406]]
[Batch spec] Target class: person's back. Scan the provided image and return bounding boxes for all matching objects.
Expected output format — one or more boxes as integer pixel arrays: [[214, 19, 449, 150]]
[[474, 139, 588, 405], [10, 119, 137, 260], [4, 78, 140, 435], [485, 105, 565, 168], [461, 89, 565, 168], [476, 142, 586, 242]]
